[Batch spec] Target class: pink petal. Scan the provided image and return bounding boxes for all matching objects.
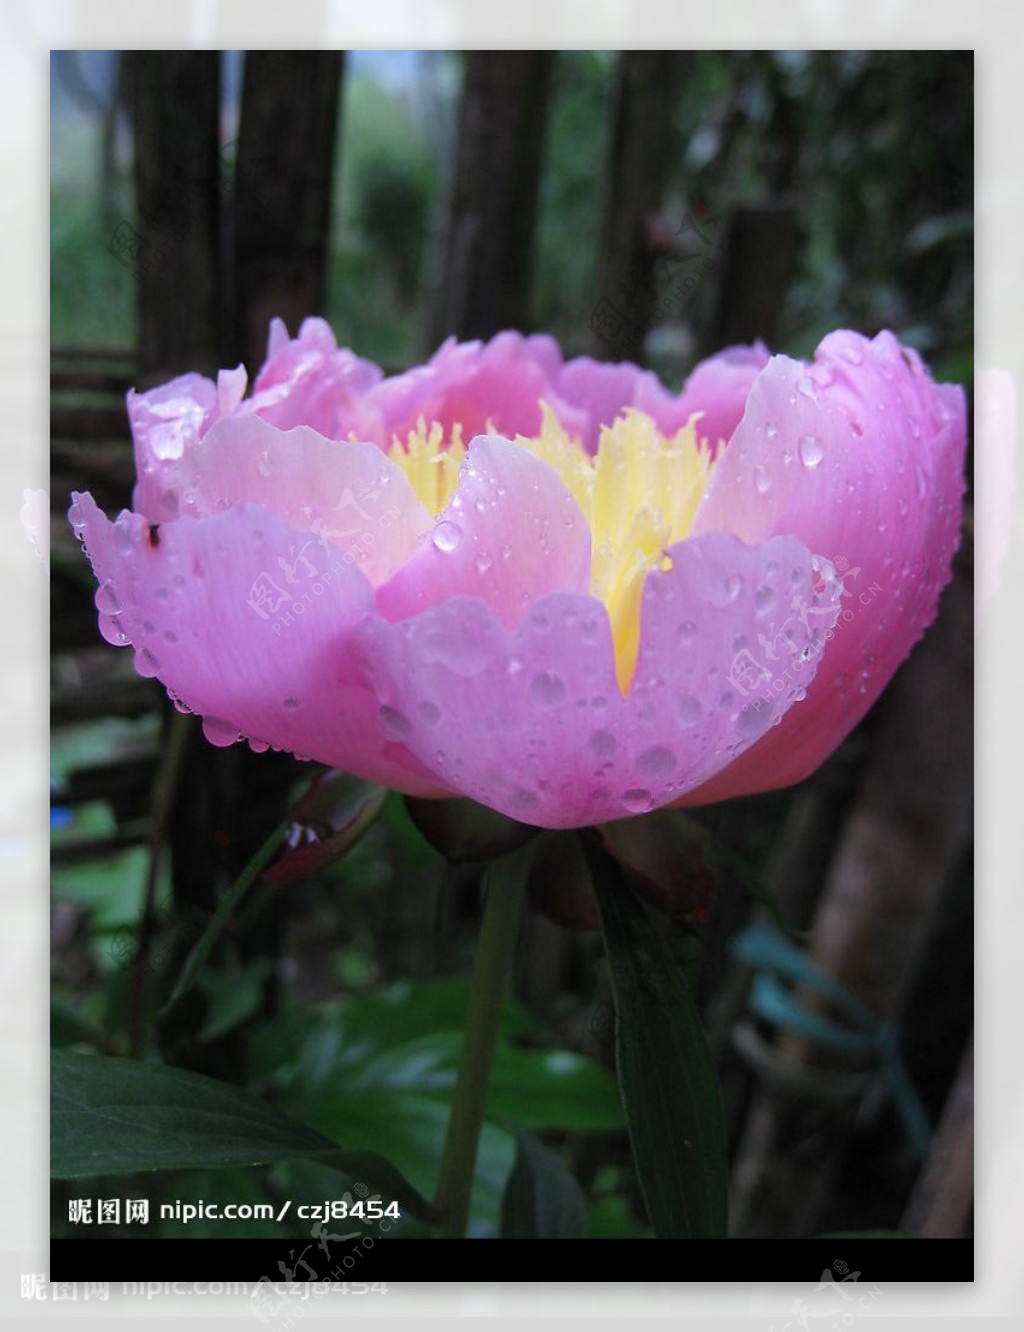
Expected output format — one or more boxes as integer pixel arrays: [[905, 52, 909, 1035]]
[[244, 316, 385, 438], [366, 331, 588, 445], [170, 414, 432, 584], [686, 328, 966, 799], [553, 357, 670, 454], [375, 435, 592, 627], [69, 491, 452, 797], [643, 341, 771, 451], [128, 373, 219, 520], [353, 531, 841, 829]]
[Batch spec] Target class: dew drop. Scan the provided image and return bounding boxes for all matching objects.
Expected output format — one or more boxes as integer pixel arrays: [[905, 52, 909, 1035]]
[[114, 521, 133, 554], [724, 572, 743, 602], [798, 435, 824, 468], [172, 697, 193, 715], [530, 672, 566, 707], [134, 648, 161, 678], [431, 520, 462, 552], [248, 738, 269, 754], [163, 630, 178, 644], [94, 581, 121, 615], [256, 451, 273, 478], [172, 574, 187, 589], [753, 465, 772, 494], [637, 745, 676, 779], [202, 717, 241, 747], [68, 500, 85, 531], [474, 551, 493, 575], [379, 705, 411, 738], [678, 694, 703, 727], [915, 464, 928, 501], [621, 788, 654, 814], [736, 701, 772, 739], [98, 614, 129, 646], [589, 730, 617, 759], [418, 700, 442, 726], [755, 585, 776, 616], [161, 488, 181, 519], [678, 620, 698, 645]]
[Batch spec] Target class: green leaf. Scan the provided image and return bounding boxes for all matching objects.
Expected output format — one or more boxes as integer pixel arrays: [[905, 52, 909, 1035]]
[[291, 1032, 624, 1133], [50, 1050, 440, 1223], [500, 1128, 586, 1238], [584, 829, 729, 1238]]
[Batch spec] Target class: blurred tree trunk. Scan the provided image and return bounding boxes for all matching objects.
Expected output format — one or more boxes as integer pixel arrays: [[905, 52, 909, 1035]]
[[126, 52, 222, 379], [588, 52, 688, 363], [232, 51, 344, 372], [728, 537, 973, 1237], [705, 203, 800, 350], [429, 52, 553, 344]]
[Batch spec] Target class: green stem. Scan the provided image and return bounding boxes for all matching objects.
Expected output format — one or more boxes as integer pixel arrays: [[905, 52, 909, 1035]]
[[434, 847, 527, 1237], [159, 823, 284, 1015]]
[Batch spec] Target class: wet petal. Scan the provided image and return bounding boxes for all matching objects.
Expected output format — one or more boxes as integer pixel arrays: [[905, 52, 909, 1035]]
[[376, 434, 592, 627], [171, 414, 432, 584], [69, 490, 451, 796], [367, 330, 588, 444], [687, 328, 966, 797], [353, 531, 840, 828]]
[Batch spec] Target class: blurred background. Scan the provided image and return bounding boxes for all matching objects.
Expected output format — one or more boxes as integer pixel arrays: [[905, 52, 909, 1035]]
[[50, 50, 973, 1241]]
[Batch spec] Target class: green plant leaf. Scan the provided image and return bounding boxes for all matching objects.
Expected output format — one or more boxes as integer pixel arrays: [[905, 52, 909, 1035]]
[[500, 1128, 586, 1238], [50, 1050, 440, 1223], [584, 829, 729, 1238]]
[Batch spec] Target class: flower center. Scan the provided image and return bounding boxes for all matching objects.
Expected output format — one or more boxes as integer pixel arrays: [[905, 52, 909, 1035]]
[[388, 405, 719, 691]]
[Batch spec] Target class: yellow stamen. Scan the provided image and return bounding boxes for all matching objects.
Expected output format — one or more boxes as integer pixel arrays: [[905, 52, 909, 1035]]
[[388, 404, 720, 692]]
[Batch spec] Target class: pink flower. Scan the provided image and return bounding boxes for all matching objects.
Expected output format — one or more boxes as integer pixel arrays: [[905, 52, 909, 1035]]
[[71, 323, 965, 830]]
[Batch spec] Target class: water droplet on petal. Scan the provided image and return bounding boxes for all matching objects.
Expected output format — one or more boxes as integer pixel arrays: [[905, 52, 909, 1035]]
[[432, 520, 462, 552], [530, 672, 566, 707], [98, 614, 129, 646], [798, 435, 824, 467], [589, 730, 617, 759], [637, 745, 676, 779], [95, 581, 121, 615], [248, 738, 269, 754], [474, 551, 493, 574], [622, 788, 654, 814], [161, 488, 181, 519], [257, 450, 273, 478], [202, 716, 241, 747], [678, 620, 698, 645], [678, 695, 702, 727], [724, 572, 743, 602], [379, 705, 411, 738], [753, 465, 772, 494], [736, 700, 772, 739], [755, 585, 776, 616], [283, 697, 300, 710], [134, 648, 161, 678], [418, 700, 442, 726]]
